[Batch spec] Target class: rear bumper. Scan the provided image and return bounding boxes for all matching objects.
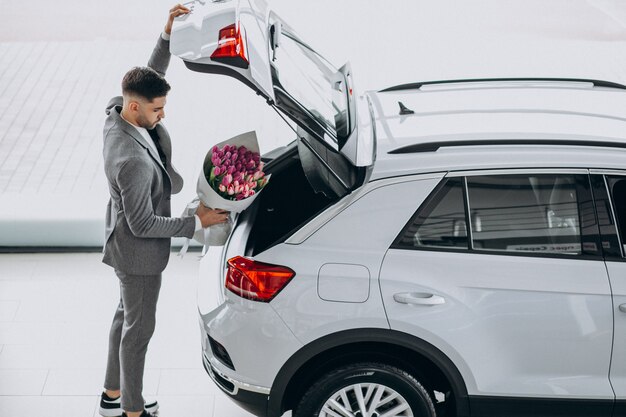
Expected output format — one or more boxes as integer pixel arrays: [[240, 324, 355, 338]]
[[202, 350, 270, 416]]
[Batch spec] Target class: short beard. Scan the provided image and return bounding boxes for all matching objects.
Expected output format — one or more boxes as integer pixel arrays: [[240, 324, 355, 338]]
[[136, 114, 157, 130]]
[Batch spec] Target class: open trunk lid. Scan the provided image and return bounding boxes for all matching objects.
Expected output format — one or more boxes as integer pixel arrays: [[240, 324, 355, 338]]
[[170, 0, 375, 198]]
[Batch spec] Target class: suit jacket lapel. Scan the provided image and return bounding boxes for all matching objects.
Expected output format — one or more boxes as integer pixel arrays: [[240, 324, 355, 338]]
[[123, 125, 169, 176], [110, 106, 182, 193], [154, 123, 184, 194], [113, 108, 169, 176]]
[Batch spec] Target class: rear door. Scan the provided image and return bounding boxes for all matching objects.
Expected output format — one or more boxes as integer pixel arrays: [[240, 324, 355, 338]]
[[170, 0, 374, 198], [379, 170, 614, 416]]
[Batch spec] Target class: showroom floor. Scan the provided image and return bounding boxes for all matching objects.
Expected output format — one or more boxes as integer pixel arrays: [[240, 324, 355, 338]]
[[0, 252, 254, 417]]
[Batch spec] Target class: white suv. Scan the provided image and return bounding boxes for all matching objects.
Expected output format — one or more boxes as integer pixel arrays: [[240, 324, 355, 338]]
[[171, 2, 626, 417]]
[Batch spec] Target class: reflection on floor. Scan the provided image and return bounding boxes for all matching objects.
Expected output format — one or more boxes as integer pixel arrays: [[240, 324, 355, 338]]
[[0, 252, 254, 417]]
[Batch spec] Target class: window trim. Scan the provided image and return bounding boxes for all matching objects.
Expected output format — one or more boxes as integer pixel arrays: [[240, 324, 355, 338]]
[[602, 175, 624, 258], [447, 168, 590, 177], [463, 176, 474, 250], [392, 170, 604, 261], [592, 172, 626, 260]]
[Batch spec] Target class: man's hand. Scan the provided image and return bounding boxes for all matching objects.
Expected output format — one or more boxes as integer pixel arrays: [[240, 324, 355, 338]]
[[196, 203, 230, 228], [164, 4, 191, 35]]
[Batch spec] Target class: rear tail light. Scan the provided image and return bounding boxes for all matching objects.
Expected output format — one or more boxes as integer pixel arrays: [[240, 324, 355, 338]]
[[225, 256, 295, 302], [210, 23, 249, 69]]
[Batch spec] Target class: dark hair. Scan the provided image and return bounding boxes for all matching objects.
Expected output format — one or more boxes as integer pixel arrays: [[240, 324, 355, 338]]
[[121, 66, 171, 101]]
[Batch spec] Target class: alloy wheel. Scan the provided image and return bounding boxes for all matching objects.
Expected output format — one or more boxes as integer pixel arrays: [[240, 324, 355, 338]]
[[320, 382, 414, 417]]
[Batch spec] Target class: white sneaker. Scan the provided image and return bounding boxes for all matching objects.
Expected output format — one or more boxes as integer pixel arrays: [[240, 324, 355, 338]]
[[99, 392, 159, 417]]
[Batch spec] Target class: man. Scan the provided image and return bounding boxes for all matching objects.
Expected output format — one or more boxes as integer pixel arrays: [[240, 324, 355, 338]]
[[99, 5, 228, 417]]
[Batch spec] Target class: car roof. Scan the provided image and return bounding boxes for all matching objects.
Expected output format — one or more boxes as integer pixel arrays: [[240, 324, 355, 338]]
[[366, 79, 626, 180]]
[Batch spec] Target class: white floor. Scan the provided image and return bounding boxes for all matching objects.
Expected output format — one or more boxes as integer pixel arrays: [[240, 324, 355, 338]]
[[0, 252, 255, 417]]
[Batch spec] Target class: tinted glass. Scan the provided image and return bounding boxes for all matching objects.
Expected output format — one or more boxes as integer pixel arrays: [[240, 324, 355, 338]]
[[590, 175, 621, 258], [605, 176, 626, 256], [272, 31, 348, 145], [467, 175, 582, 255], [395, 178, 468, 249]]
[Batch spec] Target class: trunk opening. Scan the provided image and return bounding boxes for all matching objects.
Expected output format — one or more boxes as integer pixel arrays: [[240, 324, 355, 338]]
[[239, 144, 338, 256]]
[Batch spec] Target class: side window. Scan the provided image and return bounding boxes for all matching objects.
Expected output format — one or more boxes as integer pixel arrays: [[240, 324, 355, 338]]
[[605, 176, 626, 256], [394, 178, 468, 249], [467, 174, 585, 255]]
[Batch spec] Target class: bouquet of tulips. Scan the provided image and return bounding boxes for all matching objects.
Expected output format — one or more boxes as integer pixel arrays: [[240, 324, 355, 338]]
[[185, 131, 271, 248], [206, 144, 268, 202]]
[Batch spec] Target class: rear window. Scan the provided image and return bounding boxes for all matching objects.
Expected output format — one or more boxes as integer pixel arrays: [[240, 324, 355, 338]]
[[272, 31, 349, 145], [394, 178, 468, 249]]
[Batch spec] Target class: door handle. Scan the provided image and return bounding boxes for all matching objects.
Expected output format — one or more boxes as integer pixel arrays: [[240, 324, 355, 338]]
[[619, 304, 626, 313], [393, 292, 445, 306]]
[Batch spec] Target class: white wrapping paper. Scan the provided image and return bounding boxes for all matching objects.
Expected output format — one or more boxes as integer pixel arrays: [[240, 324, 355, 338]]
[[196, 131, 270, 214], [180, 131, 270, 254]]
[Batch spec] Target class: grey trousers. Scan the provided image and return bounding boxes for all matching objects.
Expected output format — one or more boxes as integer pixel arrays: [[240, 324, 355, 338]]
[[104, 270, 162, 412]]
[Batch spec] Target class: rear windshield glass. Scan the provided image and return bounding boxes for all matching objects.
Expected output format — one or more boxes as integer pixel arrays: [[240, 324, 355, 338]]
[[272, 31, 349, 145]]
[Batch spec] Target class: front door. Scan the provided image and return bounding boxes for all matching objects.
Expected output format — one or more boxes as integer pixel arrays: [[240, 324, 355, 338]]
[[591, 172, 626, 417]]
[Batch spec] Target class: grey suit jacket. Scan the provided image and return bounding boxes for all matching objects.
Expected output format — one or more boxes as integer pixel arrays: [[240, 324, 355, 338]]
[[102, 35, 195, 275]]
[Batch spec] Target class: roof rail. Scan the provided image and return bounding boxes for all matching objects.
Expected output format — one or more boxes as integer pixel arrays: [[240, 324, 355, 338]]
[[380, 78, 626, 93], [388, 139, 626, 154]]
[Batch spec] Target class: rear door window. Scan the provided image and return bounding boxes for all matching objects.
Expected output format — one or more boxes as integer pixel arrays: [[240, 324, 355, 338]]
[[393, 173, 600, 258]]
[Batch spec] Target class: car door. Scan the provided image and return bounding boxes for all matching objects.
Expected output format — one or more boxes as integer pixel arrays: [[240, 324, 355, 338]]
[[379, 170, 614, 417], [169, 0, 375, 199], [590, 171, 626, 417]]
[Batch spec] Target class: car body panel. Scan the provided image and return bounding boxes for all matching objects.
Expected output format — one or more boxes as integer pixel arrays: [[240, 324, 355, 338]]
[[200, 296, 303, 389], [171, 0, 275, 100], [380, 248, 614, 398], [367, 84, 626, 180], [249, 176, 443, 344]]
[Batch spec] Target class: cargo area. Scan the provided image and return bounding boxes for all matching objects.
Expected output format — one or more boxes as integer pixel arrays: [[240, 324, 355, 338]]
[[239, 144, 338, 256]]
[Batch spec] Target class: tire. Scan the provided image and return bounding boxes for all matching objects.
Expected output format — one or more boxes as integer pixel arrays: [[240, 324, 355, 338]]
[[294, 362, 436, 417]]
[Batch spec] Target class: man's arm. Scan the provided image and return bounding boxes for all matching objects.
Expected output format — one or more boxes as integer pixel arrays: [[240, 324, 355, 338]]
[[147, 4, 190, 76], [117, 157, 195, 239]]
